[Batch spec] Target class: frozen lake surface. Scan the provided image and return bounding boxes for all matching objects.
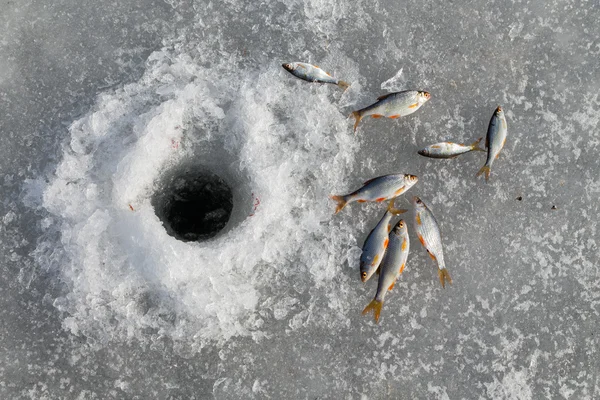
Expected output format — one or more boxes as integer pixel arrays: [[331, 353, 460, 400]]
[[1, 0, 599, 398]]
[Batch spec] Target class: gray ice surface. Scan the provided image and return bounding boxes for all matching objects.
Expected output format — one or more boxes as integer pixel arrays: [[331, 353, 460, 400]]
[[1, 0, 599, 398]]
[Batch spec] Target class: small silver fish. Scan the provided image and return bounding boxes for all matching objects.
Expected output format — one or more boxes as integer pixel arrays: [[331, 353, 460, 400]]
[[359, 208, 395, 283], [418, 138, 485, 159], [330, 173, 418, 214], [282, 62, 350, 90], [362, 219, 410, 323], [476, 106, 508, 182], [350, 90, 430, 133], [412, 196, 452, 288]]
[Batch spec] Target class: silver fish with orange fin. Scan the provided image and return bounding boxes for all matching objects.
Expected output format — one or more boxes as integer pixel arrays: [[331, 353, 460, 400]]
[[412, 196, 452, 288], [282, 62, 350, 90], [330, 173, 418, 214], [476, 106, 508, 182], [329, 174, 419, 214], [359, 205, 395, 283], [418, 138, 485, 159], [362, 218, 410, 323], [350, 90, 430, 133]]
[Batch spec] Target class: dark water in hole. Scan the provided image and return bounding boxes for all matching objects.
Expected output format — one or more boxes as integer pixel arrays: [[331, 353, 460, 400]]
[[152, 165, 234, 242]]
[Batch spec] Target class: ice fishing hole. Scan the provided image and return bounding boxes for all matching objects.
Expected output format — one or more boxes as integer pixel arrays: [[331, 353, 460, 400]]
[[152, 164, 234, 242]]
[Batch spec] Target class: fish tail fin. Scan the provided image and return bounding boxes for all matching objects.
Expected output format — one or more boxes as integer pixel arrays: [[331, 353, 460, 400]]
[[472, 137, 486, 152], [438, 268, 453, 288], [337, 80, 350, 91], [329, 195, 348, 214], [362, 299, 384, 323], [387, 198, 407, 215], [476, 165, 491, 182], [350, 111, 362, 134]]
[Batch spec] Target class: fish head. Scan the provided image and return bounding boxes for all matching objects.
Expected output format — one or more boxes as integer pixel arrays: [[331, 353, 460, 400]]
[[417, 148, 429, 156], [359, 263, 370, 282], [360, 257, 379, 282], [404, 174, 419, 187], [418, 91, 431, 104], [392, 219, 407, 236], [495, 105, 504, 117], [412, 196, 425, 210], [282, 63, 296, 72]]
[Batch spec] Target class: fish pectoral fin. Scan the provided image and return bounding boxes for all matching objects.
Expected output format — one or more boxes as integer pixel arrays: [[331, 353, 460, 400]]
[[388, 281, 395, 291], [438, 268, 453, 288], [427, 250, 437, 261], [371, 114, 384, 119], [407, 102, 419, 109], [362, 299, 384, 323], [398, 263, 405, 274], [393, 186, 406, 196]]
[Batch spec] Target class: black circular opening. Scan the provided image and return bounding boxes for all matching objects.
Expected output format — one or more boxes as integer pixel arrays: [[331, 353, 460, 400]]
[[152, 166, 234, 242]]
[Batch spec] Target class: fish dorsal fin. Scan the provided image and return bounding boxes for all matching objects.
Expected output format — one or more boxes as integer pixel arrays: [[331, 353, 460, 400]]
[[377, 93, 395, 101], [363, 177, 378, 185]]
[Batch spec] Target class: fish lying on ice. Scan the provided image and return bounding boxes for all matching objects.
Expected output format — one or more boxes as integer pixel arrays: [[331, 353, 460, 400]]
[[476, 106, 508, 182], [362, 218, 410, 323], [418, 138, 485, 159], [282, 62, 350, 90], [412, 196, 452, 288], [350, 90, 430, 133], [330, 173, 418, 214], [359, 203, 398, 283]]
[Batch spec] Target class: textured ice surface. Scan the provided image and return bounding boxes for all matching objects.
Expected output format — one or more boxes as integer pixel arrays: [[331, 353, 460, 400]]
[[2, 0, 600, 398]]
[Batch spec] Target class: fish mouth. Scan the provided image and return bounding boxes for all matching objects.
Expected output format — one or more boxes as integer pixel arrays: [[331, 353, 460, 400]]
[[496, 105, 503, 113], [417, 149, 427, 156], [406, 174, 418, 183]]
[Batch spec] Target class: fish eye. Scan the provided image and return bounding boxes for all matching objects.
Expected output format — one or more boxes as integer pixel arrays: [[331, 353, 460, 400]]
[[361, 272, 367, 278], [399, 221, 404, 227]]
